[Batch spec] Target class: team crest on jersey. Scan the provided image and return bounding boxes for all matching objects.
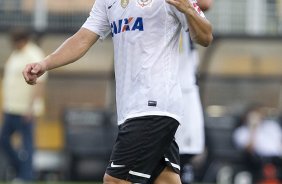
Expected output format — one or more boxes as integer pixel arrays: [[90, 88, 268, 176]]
[[121, 0, 129, 8], [136, 0, 153, 8]]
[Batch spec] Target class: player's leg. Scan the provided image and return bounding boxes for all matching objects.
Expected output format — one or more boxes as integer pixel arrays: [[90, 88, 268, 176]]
[[103, 174, 131, 184], [153, 167, 181, 184], [103, 116, 179, 184], [149, 139, 182, 184]]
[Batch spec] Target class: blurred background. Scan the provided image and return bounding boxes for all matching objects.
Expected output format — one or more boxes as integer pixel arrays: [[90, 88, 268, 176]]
[[0, 0, 282, 183]]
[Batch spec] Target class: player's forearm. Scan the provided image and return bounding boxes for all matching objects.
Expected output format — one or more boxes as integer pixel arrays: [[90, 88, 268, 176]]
[[185, 8, 213, 47], [41, 28, 99, 71]]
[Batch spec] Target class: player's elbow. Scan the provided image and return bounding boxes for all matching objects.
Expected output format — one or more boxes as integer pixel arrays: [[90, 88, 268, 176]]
[[201, 33, 213, 47], [193, 33, 213, 47], [192, 22, 213, 47]]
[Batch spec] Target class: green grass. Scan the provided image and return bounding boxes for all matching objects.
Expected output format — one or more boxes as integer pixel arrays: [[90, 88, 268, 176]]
[[0, 181, 216, 184], [0, 183, 214, 184], [0, 183, 102, 184]]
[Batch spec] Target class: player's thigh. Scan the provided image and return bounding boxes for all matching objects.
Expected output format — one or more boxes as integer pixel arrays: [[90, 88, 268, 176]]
[[103, 173, 131, 184], [153, 167, 181, 184]]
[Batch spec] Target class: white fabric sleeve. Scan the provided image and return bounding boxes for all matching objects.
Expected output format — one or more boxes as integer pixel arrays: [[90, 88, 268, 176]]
[[167, 4, 189, 31], [82, 0, 111, 40], [166, 0, 206, 31]]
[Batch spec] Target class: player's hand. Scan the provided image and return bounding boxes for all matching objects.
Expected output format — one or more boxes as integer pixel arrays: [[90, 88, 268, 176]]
[[22, 62, 46, 85], [166, 0, 194, 14]]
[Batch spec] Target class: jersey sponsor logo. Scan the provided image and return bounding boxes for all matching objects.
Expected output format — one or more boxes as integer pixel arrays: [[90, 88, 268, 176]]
[[111, 17, 144, 36], [110, 162, 125, 168], [121, 0, 129, 8], [136, 0, 153, 8]]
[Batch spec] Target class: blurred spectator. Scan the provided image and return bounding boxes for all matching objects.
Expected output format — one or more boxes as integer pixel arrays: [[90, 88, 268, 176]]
[[0, 28, 47, 181], [233, 104, 282, 183]]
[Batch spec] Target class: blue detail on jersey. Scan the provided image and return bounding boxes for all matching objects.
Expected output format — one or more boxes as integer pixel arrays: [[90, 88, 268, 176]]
[[189, 36, 196, 51], [122, 18, 131, 32], [132, 17, 144, 31], [111, 17, 144, 36]]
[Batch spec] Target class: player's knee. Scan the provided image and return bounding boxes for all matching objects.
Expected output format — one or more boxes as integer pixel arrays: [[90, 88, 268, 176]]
[[103, 174, 115, 184], [154, 167, 182, 184], [103, 173, 126, 184]]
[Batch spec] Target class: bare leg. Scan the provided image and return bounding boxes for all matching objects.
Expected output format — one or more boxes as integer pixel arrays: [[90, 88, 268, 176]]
[[103, 173, 132, 184], [154, 167, 182, 184]]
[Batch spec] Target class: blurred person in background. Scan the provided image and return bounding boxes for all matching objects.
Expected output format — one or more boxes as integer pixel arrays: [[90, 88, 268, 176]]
[[0, 28, 47, 182], [175, 0, 212, 183], [233, 104, 282, 183]]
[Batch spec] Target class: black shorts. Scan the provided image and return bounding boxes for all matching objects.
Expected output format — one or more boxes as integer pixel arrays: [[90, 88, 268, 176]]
[[106, 115, 180, 184]]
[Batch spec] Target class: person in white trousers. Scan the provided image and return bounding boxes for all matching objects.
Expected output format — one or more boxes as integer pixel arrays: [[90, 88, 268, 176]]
[[176, 0, 213, 183]]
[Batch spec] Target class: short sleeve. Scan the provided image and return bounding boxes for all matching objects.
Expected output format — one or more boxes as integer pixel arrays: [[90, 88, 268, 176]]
[[82, 0, 111, 40], [167, 4, 189, 31], [166, 0, 206, 31]]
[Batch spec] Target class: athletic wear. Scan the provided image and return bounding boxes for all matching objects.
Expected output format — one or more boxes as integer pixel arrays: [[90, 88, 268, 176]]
[[176, 86, 205, 154], [106, 116, 180, 183], [176, 17, 206, 183], [83, 0, 192, 125], [176, 1, 206, 154], [82, 0, 207, 182]]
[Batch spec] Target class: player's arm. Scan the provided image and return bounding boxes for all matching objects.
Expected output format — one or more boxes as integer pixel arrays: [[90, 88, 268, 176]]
[[166, 0, 213, 47], [23, 28, 99, 85]]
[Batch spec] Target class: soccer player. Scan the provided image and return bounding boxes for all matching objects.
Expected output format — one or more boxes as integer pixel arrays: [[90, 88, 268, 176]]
[[22, 0, 213, 183], [176, 0, 213, 183]]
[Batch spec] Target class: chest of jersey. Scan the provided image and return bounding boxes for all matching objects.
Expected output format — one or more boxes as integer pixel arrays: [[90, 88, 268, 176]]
[[106, 0, 165, 36]]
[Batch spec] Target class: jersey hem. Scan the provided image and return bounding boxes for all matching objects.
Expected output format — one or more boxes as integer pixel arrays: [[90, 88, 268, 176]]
[[118, 111, 182, 125]]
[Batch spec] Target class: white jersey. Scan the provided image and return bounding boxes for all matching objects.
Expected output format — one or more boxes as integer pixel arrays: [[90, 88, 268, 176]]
[[83, 0, 196, 124], [176, 6, 205, 154]]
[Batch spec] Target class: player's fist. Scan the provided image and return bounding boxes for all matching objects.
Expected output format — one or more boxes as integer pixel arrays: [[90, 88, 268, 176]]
[[22, 62, 46, 85]]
